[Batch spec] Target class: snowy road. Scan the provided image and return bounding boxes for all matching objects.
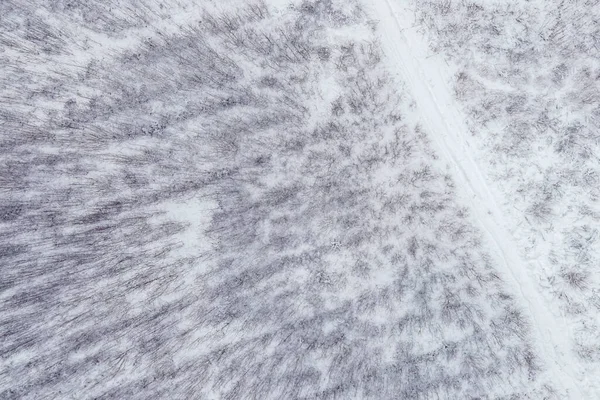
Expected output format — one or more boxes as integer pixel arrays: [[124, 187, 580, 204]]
[[367, 0, 587, 398]]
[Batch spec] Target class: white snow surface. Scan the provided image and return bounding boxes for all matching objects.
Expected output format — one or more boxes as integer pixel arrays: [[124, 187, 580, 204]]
[[2, 0, 598, 398]]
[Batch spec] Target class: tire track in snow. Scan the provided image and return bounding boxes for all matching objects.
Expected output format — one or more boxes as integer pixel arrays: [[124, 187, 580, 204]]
[[367, 0, 586, 398]]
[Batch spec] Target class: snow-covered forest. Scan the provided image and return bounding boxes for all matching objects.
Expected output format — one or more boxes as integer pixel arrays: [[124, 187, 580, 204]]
[[1, 0, 598, 398]]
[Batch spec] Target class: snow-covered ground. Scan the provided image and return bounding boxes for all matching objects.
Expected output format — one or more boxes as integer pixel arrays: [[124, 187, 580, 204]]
[[1, 0, 598, 398]]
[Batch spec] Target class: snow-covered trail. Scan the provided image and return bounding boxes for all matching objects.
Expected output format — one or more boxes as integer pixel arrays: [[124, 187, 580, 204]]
[[367, 0, 586, 398]]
